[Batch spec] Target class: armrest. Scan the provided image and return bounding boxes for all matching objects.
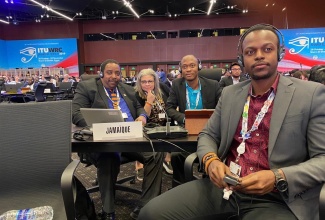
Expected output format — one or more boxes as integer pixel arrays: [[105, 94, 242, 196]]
[[184, 152, 199, 183], [61, 159, 80, 220], [320, 183, 325, 220]]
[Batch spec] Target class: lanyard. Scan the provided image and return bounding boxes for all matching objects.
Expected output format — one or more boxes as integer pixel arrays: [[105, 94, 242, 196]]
[[104, 86, 121, 110], [236, 90, 275, 162], [186, 82, 201, 109]]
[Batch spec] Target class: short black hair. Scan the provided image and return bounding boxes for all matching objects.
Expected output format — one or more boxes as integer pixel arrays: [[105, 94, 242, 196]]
[[230, 62, 241, 70], [238, 24, 281, 53], [100, 59, 119, 73]]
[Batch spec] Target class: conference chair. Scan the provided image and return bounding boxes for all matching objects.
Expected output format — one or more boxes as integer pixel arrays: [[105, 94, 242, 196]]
[[198, 68, 223, 82], [34, 81, 47, 102], [85, 156, 142, 196], [0, 77, 5, 102], [0, 101, 78, 220], [184, 152, 325, 220]]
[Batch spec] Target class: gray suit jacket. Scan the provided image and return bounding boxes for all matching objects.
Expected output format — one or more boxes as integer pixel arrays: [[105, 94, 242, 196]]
[[166, 76, 222, 125], [197, 75, 325, 220], [72, 78, 146, 127]]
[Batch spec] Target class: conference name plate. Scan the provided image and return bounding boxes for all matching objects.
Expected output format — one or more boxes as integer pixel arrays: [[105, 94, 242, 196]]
[[93, 121, 142, 141]]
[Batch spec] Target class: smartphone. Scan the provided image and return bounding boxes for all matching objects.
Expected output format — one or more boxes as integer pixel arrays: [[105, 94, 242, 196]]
[[223, 174, 240, 186]]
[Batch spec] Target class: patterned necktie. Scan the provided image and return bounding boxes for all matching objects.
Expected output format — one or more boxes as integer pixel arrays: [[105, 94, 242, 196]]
[[110, 90, 119, 109]]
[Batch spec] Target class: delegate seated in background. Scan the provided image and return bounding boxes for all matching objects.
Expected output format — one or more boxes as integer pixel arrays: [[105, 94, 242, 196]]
[[138, 23, 325, 220], [134, 68, 173, 179], [219, 62, 248, 89], [166, 54, 222, 187], [72, 59, 163, 220]]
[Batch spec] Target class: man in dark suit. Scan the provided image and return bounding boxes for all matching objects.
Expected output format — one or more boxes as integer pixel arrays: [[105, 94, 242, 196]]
[[163, 73, 173, 89], [166, 54, 222, 187], [72, 59, 163, 220], [219, 62, 247, 89]]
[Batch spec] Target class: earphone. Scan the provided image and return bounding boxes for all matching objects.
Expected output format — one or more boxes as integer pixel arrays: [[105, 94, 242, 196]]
[[178, 58, 202, 73], [99, 59, 119, 78], [237, 24, 286, 67]]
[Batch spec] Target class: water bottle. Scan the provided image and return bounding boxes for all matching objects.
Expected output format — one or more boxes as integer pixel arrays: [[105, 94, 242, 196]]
[[0, 206, 53, 220]]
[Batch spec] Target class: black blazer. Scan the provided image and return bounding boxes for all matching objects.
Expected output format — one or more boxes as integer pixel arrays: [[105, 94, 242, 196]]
[[166, 76, 222, 125], [72, 78, 146, 127], [219, 76, 247, 89]]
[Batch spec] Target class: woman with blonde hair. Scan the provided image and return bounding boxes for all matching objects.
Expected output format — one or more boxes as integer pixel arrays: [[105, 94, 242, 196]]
[[134, 68, 173, 180]]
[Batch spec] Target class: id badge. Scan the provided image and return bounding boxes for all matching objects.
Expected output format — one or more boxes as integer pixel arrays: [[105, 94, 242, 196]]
[[230, 161, 242, 177], [158, 113, 166, 119], [122, 113, 128, 119]]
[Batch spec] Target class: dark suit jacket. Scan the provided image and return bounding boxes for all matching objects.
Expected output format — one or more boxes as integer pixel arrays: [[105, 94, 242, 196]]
[[166, 76, 222, 125], [164, 79, 172, 89], [219, 76, 247, 89], [72, 78, 146, 127]]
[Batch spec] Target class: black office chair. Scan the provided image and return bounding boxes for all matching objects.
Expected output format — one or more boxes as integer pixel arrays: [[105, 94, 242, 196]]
[[0, 101, 78, 220], [34, 82, 47, 102], [83, 156, 142, 195], [198, 68, 223, 82]]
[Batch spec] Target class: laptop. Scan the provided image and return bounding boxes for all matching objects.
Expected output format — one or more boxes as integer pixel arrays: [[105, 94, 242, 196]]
[[4, 83, 23, 93], [80, 108, 125, 133]]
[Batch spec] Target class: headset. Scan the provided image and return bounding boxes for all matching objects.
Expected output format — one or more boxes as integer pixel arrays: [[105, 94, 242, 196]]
[[178, 58, 202, 73], [99, 59, 119, 78], [237, 24, 286, 67]]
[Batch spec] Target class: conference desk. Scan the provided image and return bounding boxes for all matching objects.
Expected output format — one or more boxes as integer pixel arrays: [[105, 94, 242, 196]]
[[71, 134, 198, 153]]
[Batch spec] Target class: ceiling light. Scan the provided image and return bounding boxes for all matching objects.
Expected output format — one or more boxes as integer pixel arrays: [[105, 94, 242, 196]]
[[10, 0, 13, 3], [272, 3, 275, 6], [149, 10, 154, 14], [282, 7, 286, 11], [102, 16, 106, 20], [0, 19, 10, 24], [122, 0, 139, 18], [28, 0, 73, 21], [266, 4, 269, 7], [5, 0, 8, 3], [207, 0, 216, 15]]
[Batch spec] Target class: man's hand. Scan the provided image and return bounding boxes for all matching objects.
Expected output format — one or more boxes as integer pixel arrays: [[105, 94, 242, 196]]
[[135, 115, 147, 125], [207, 160, 233, 190], [233, 170, 275, 195]]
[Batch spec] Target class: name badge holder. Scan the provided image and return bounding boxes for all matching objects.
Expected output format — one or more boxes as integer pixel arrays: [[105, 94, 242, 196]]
[[92, 121, 142, 141]]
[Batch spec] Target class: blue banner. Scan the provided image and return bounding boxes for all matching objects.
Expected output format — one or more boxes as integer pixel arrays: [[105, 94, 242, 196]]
[[4, 38, 78, 73], [0, 40, 7, 69], [279, 27, 325, 71]]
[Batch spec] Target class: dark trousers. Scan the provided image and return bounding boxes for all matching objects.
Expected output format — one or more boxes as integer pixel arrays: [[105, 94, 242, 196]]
[[138, 178, 297, 220], [94, 151, 164, 213], [171, 152, 189, 187]]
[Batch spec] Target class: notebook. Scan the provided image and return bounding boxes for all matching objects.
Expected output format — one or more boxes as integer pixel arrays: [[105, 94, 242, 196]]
[[80, 108, 125, 131], [4, 83, 23, 93]]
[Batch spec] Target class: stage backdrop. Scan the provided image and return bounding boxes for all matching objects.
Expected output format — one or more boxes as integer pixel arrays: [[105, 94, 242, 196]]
[[2, 38, 79, 75], [279, 27, 325, 71]]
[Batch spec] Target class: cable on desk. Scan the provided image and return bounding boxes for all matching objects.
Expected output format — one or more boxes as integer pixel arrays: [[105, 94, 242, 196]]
[[157, 138, 191, 154], [143, 132, 156, 162], [73, 128, 92, 141]]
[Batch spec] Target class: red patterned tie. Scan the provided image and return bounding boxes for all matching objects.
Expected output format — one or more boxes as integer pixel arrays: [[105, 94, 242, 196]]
[[111, 90, 119, 109]]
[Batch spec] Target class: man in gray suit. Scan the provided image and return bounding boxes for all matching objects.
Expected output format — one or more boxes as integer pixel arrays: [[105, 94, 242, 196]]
[[166, 54, 222, 187], [139, 24, 325, 220], [72, 59, 163, 220], [219, 62, 247, 89]]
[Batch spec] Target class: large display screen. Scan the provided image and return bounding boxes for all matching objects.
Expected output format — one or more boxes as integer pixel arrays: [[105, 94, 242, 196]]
[[3, 38, 79, 74], [0, 40, 7, 69], [279, 27, 325, 71]]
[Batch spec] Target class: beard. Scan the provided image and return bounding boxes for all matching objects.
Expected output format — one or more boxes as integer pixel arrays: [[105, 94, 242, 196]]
[[250, 71, 274, 80]]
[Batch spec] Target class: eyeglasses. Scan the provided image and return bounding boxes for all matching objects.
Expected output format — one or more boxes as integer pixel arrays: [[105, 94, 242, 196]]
[[140, 80, 154, 84], [231, 68, 241, 71], [181, 63, 197, 70]]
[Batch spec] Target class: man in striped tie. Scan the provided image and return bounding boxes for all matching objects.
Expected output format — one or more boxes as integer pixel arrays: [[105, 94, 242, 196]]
[[72, 59, 164, 220]]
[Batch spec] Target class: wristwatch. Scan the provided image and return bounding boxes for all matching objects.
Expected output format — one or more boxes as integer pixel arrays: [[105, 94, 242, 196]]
[[272, 169, 288, 192]]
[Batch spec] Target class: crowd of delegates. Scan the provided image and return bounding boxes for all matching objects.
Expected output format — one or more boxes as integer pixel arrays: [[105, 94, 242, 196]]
[[0, 73, 80, 91], [70, 25, 325, 220]]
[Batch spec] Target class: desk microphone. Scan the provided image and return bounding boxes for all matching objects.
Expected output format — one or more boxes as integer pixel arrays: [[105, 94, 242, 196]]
[[145, 91, 187, 139]]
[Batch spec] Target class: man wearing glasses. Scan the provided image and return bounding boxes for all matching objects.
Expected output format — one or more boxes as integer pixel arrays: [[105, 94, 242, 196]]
[[219, 62, 248, 89], [166, 54, 222, 187]]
